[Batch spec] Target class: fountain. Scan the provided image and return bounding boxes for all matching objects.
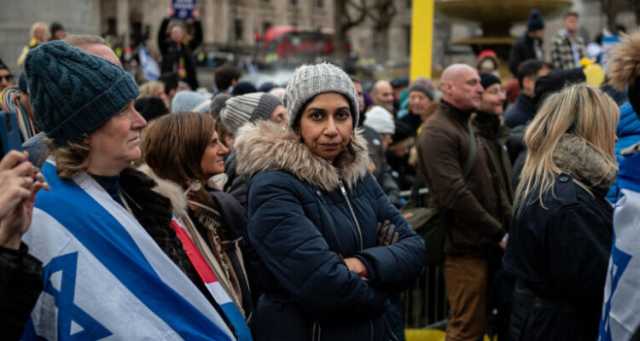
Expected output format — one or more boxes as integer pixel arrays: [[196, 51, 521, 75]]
[[436, 0, 572, 58]]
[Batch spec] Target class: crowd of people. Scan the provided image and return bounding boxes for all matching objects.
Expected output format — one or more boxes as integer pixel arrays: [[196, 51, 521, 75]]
[[0, 6, 639, 341]]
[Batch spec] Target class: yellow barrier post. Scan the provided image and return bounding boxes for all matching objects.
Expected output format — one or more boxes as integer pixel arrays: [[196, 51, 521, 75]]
[[410, 0, 435, 80]]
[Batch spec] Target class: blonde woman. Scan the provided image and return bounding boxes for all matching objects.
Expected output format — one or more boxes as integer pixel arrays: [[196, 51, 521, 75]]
[[17, 22, 48, 66], [504, 84, 618, 341]]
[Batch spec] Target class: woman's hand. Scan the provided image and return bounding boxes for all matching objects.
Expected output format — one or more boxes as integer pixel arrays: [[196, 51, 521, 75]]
[[377, 220, 399, 246], [0, 151, 48, 250], [344, 257, 368, 278]]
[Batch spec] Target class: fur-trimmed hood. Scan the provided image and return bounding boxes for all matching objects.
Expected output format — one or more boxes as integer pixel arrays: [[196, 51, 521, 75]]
[[233, 121, 370, 192], [137, 164, 189, 217], [553, 134, 617, 190]]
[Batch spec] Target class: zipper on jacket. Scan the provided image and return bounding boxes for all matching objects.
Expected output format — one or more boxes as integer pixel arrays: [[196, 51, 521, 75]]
[[339, 180, 364, 251]]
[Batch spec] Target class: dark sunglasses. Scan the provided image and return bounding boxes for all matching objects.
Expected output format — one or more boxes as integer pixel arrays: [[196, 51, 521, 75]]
[[0, 74, 14, 82]]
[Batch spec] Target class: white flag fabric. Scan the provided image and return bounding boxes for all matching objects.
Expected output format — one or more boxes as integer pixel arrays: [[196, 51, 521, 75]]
[[22, 161, 236, 340], [599, 152, 640, 341]]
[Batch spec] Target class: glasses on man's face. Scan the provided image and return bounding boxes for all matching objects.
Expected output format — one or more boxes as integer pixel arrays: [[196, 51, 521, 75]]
[[0, 74, 14, 82]]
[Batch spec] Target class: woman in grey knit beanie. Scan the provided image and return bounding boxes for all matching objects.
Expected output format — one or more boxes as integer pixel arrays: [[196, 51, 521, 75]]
[[231, 62, 425, 341]]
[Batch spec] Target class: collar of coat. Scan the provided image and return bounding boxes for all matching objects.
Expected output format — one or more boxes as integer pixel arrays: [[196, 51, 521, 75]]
[[137, 164, 190, 218], [233, 120, 370, 192], [553, 134, 617, 190]]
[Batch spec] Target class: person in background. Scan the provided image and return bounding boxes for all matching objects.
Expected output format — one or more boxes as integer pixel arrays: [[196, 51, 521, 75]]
[[509, 10, 545, 76], [17, 22, 48, 66], [214, 64, 242, 95], [599, 31, 640, 341], [477, 49, 500, 77], [219, 92, 287, 207], [504, 84, 618, 341], [142, 112, 253, 340], [475, 73, 514, 341], [158, 6, 203, 90], [551, 11, 586, 70], [364, 106, 402, 208], [139, 80, 170, 108], [391, 77, 409, 112], [49, 22, 66, 41], [416, 64, 508, 341], [231, 81, 257, 96], [234, 62, 425, 341], [370, 80, 395, 114], [0, 60, 15, 92], [401, 82, 436, 133], [0, 150, 48, 340], [134, 96, 169, 122], [160, 72, 180, 104], [505, 60, 551, 129], [606, 32, 640, 205], [170, 90, 210, 113]]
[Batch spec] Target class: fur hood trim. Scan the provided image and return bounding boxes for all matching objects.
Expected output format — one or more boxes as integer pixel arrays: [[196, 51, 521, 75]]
[[553, 134, 617, 189], [137, 164, 189, 217], [233, 121, 370, 192]]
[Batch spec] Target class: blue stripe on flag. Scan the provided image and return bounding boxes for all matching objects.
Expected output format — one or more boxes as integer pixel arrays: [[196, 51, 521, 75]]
[[36, 163, 233, 341]]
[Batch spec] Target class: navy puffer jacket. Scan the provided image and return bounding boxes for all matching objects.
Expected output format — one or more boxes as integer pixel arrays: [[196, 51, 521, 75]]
[[234, 121, 425, 341]]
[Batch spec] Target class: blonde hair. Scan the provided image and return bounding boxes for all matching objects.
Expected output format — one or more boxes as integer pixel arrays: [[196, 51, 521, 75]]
[[30, 22, 48, 39], [515, 84, 619, 208], [47, 138, 91, 179], [139, 81, 165, 98]]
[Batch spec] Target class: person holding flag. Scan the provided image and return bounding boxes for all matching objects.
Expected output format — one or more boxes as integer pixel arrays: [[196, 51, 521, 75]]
[[22, 40, 237, 340], [599, 31, 640, 341]]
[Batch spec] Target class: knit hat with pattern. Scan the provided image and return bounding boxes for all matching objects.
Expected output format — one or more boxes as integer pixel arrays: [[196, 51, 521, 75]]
[[25, 40, 138, 146], [220, 92, 282, 134], [285, 63, 359, 129]]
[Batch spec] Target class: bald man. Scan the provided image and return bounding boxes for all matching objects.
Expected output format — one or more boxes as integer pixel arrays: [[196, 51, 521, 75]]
[[415, 64, 508, 341], [370, 80, 395, 113], [64, 35, 121, 65]]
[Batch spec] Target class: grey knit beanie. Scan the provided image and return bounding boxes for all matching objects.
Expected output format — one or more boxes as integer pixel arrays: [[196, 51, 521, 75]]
[[171, 90, 210, 113], [220, 92, 282, 134], [25, 40, 138, 146], [285, 63, 359, 129]]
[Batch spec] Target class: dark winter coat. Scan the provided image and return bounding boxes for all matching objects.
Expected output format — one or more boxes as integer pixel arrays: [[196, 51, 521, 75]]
[[234, 121, 425, 341], [509, 34, 544, 76], [0, 244, 43, 340], [119, 168, 234, 330], [158, 17, 202, 90], [505, 94, 536, 129], [224, 152, 249, 209], [416, 101, 507, 256], [504, 135, 615, 341]]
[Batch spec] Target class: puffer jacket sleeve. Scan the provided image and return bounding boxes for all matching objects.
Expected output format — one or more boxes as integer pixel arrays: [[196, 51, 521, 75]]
[[247, 171, 388, 317], [356, 175, 425, 291]]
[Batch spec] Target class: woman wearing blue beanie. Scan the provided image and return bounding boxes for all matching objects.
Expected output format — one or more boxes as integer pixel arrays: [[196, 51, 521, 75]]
[[233, 63, 425, 340], [22, 41, 242, 340]]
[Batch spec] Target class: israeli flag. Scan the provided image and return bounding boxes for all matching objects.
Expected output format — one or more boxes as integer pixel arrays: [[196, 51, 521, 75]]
[[22, 161, 236, 340], [599, 188, 640, 341]]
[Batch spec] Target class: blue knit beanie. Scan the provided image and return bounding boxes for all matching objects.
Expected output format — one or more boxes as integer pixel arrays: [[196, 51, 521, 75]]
[[25, 41, 138, 146]]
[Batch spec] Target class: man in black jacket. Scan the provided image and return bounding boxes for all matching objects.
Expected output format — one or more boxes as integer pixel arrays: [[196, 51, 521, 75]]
[[509, 10, 546, 76], [157, 9, 203, 90], [505, 59, 551, 129]]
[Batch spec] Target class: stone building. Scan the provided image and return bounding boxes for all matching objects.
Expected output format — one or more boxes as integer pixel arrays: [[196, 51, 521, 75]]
[[0, 0, 636, 77]]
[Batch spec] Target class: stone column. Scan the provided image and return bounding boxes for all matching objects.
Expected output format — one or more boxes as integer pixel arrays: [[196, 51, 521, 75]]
[[117, 0, 130, 49]]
